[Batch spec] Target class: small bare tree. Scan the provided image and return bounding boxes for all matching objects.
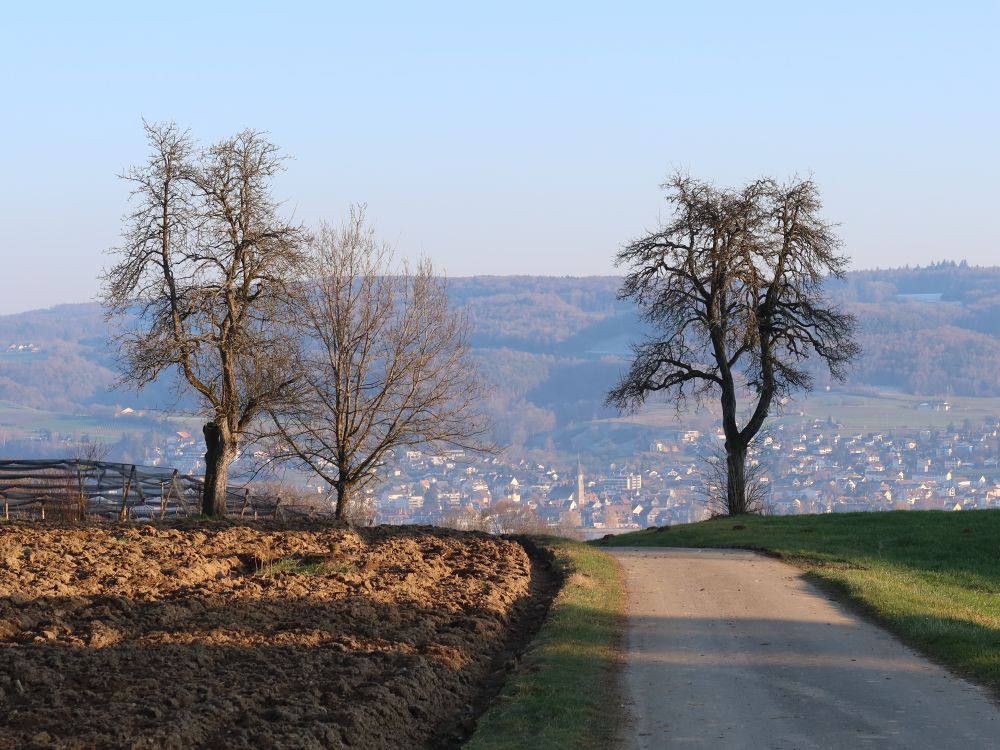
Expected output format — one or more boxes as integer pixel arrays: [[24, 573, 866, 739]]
[[264, 209, 492, 521], [73, 438, 111, 463], [700, 439, 771, 517], [608, 174, 859, 515], [103, 122, 308, 516], [253, 481, 334, 519], [478, 500, 553, 536]]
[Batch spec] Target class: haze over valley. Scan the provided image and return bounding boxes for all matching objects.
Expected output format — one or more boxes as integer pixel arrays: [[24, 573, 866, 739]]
[[3, 263, 999, 534]]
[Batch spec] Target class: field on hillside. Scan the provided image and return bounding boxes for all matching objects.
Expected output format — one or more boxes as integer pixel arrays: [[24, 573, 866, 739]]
[[0, 401, 191, 445], [786, 391, 1000, 431], [0, 401, 119, 437], [601, 510, 1000, 694], [0, 522, 553, 750], [597, 388, 1000, 435]]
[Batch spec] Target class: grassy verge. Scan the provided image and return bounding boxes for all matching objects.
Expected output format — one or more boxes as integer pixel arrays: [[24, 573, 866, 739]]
[[600, 509, 1000, 693], [466, 536, 626, 750]]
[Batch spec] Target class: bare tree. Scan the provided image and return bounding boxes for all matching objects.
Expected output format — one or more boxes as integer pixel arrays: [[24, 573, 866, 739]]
[[264, 208, 492, 521], [700, 437, 771, 517], [608, 174, 859, 515], [252, 480, 334, 519], [437, 501, 570, 537], [103, 122, 308, 516], [73, 437, 112, 463], [477, 500, 562, 536]]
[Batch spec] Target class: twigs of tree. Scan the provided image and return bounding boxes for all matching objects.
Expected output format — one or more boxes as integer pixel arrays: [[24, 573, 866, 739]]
[[262, 208, 494, 521], [102, 122, 308, 516], [73, 438, 111, 463], [437, 500, 569, 536], [608, 174, 859, 515], [700, 436, 772, 518]]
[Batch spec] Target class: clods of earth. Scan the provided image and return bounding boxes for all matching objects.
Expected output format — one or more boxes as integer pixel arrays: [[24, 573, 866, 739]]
[[0, 522, 553, 749]]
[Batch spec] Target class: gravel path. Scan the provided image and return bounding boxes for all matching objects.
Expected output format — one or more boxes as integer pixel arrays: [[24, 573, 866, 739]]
[[611, 547, 999, 749]]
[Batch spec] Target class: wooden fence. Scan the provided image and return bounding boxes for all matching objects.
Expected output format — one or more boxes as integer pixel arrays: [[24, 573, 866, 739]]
[[0, 459, 284, 521]]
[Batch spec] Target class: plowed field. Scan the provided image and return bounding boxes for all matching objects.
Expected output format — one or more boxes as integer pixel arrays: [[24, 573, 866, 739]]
[[0, 522, 552, 749]]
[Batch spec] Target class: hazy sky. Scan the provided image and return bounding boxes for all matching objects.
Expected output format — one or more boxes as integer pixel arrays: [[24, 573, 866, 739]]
[[1, 1, 997, 315]]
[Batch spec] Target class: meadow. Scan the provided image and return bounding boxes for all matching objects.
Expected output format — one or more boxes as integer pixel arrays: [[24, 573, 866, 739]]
[[605, 388, 1000, 433]]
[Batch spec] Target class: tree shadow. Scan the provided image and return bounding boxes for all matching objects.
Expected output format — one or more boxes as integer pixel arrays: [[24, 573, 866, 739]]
[[612, 610, 1000, 749]]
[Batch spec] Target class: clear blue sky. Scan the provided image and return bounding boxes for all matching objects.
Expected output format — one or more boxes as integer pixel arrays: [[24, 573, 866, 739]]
[[1, 1, 997, 315]]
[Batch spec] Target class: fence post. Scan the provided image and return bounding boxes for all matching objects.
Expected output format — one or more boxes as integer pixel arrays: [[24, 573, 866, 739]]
[[75, 459, 86, 522], [172, 471, 191, 516], [119, 466, 135, 521], [134, 468, 146, 517], [161, 469, 179, 519]]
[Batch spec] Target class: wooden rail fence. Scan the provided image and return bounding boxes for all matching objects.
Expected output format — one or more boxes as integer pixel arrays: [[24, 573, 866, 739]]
[[0, 459, 283, 521]]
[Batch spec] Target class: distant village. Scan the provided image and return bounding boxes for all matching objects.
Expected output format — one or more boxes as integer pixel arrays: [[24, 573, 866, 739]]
[[141, 415, 1000, 538], [4, 376, 998, 536]]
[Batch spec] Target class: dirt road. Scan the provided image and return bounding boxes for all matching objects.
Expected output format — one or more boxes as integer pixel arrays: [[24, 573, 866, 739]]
[[611, 547, 999, 749]]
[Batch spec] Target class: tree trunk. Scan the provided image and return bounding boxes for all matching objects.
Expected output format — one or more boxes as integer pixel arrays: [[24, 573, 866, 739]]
[[334, 481, 349, 522], [725, 441, 749, 516], [202, 421, 233, 517]]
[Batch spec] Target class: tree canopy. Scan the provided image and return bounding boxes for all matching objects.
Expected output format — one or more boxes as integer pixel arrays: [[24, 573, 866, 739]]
[[609, 174, 859, 514], [102, 121, 308, 515], [263, 209, 492, 520]]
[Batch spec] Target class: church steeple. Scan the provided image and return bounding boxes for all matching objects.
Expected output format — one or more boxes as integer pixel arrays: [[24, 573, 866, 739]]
[[576, 455, 585, 504]]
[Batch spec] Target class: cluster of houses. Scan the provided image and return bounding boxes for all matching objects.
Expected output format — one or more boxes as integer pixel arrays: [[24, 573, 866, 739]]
[[141, 417, 1000, 536], [357, 418, 1000, 536], [756, 420, 1000, 515], [5, 343, 40, 353]]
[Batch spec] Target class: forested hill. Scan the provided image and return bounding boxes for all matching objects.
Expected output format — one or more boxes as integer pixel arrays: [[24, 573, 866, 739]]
[[829, 264, 1000, 396], [1, 265, 999, 443]]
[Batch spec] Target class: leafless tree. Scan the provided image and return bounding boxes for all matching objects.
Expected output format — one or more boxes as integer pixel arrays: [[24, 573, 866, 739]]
[[252, 480, 335, 519], [608, 174, 859, 515], [438, 501, 568, 537], [477, 500, 550, 535], [73, 438, 111, 463], [700, 438, 772, 517], [103, 122, 308, 516], [437, 507, 486, 532], [263, 208, 493, 522], [342, 490, 379, 527]]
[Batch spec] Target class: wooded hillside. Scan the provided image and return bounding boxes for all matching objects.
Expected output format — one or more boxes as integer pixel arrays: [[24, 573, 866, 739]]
[[1, 265, 998, 446]]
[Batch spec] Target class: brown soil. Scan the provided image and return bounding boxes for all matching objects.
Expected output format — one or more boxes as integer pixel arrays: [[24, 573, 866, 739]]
[[0, 522, 557, 749]]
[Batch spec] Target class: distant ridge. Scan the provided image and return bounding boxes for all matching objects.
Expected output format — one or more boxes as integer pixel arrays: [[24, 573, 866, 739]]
[[1, 266, 999, 444]]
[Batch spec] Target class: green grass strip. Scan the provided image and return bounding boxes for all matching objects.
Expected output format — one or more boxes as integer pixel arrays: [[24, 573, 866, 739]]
[[600, 509, 1000, 694], [466, 536, 625, 750]]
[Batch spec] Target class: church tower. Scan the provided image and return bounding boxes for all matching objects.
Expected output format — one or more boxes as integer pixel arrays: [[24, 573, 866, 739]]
[[576, 457, 585, 504]]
